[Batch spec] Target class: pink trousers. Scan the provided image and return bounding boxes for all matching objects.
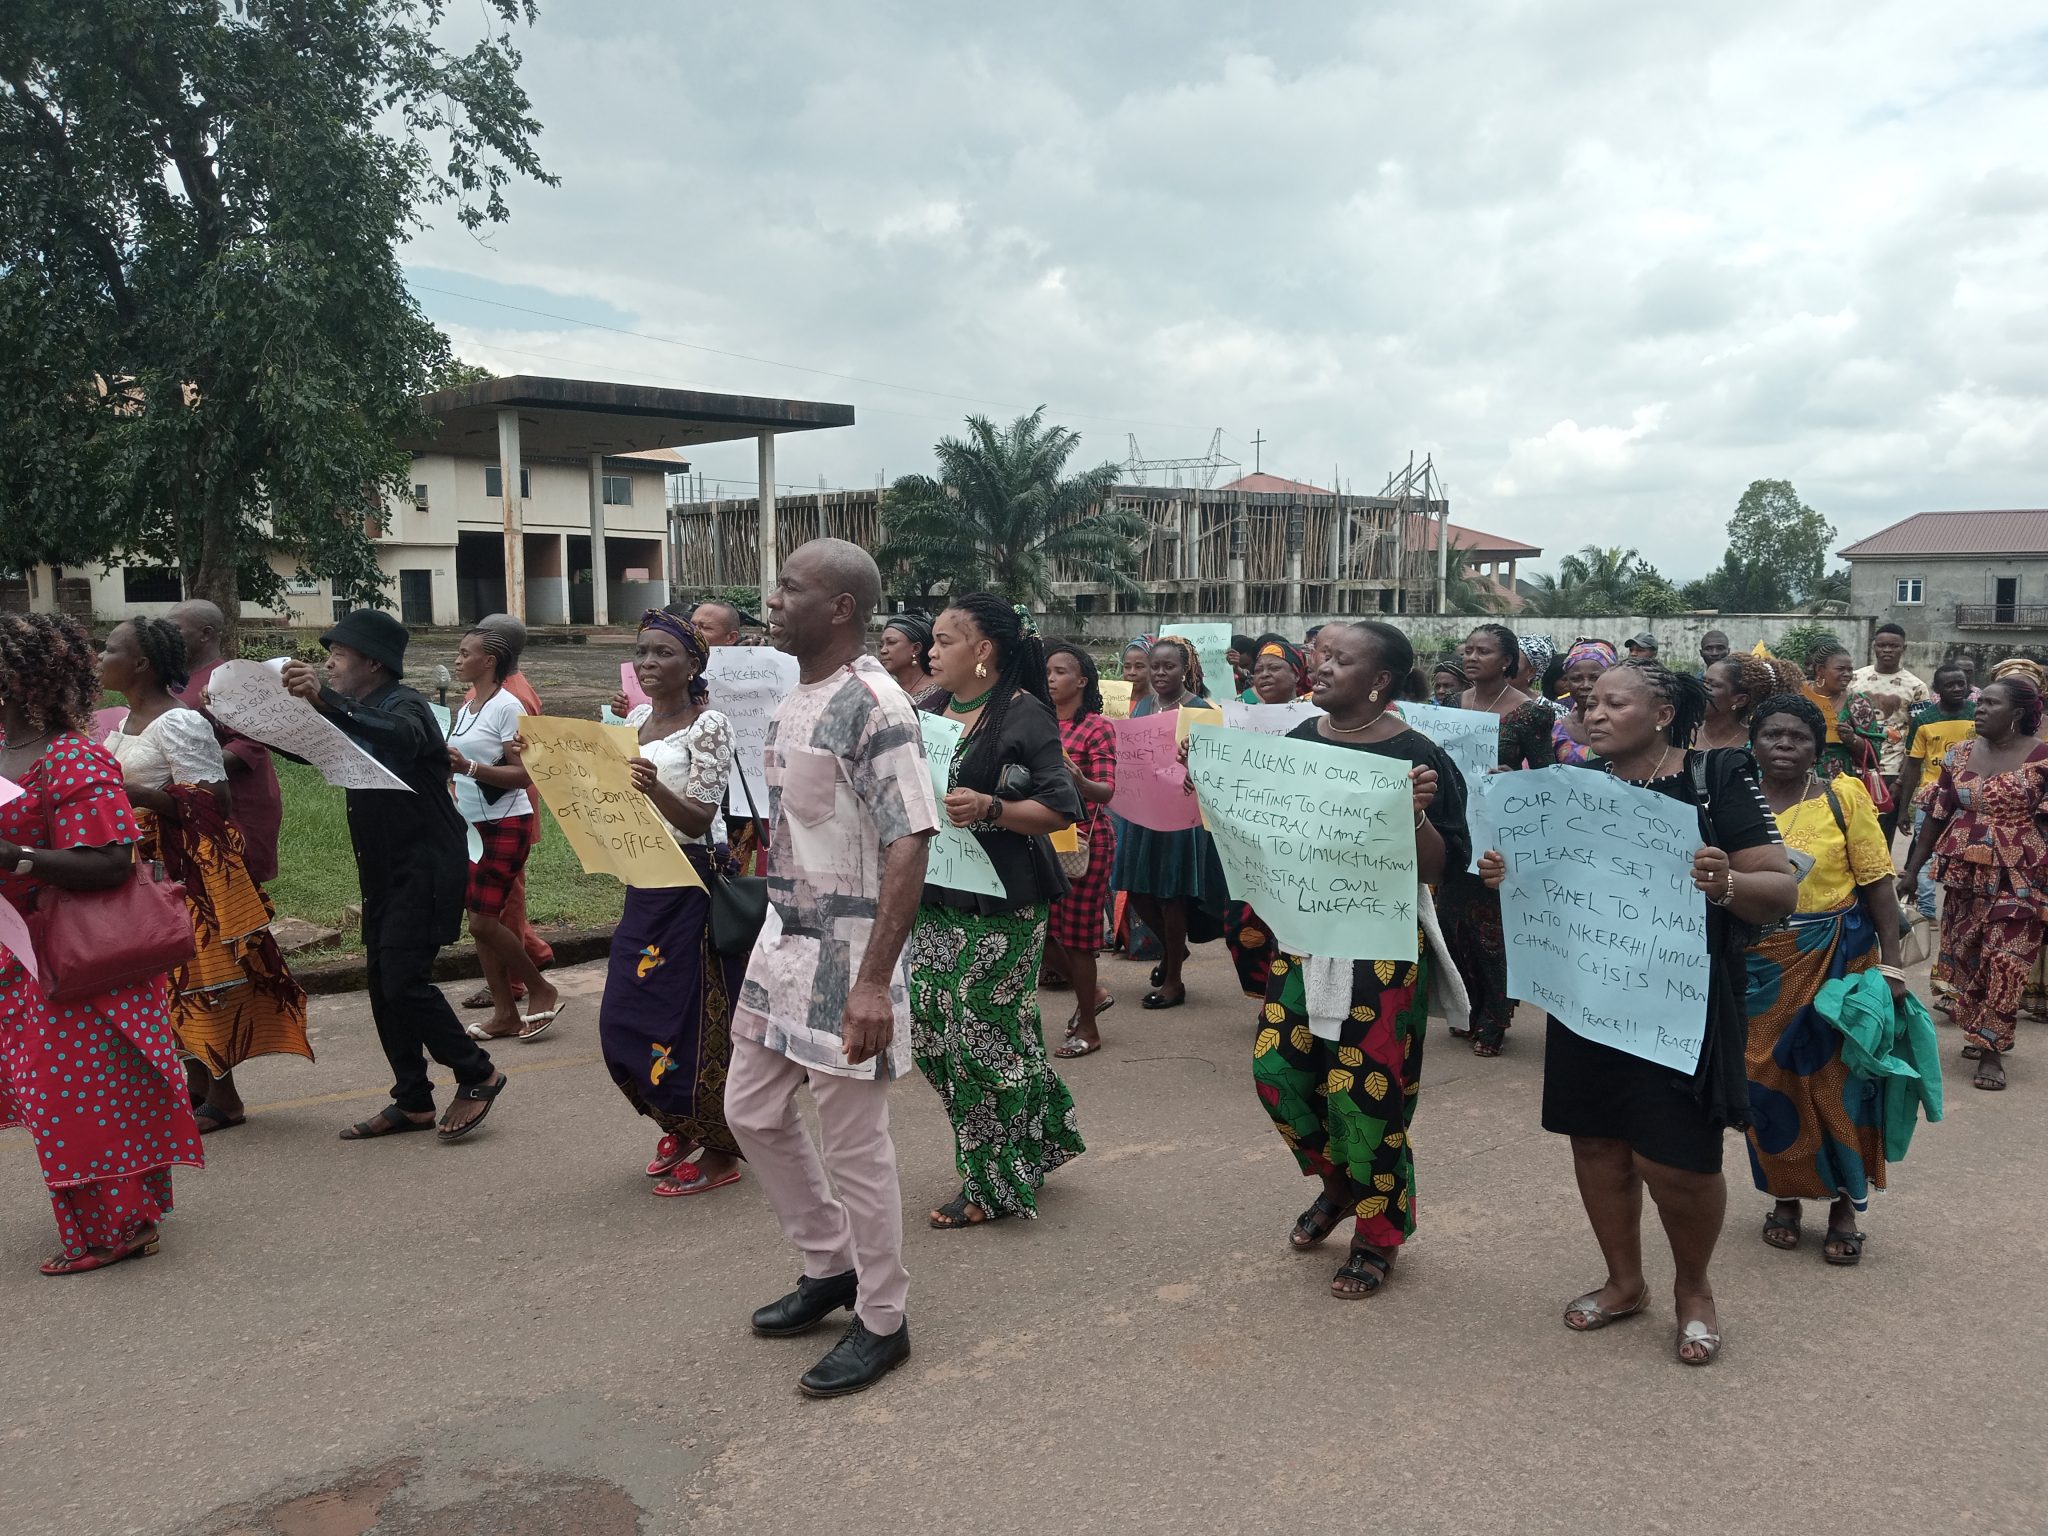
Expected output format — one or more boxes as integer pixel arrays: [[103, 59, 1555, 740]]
[[726, 1036, 909, 1334]]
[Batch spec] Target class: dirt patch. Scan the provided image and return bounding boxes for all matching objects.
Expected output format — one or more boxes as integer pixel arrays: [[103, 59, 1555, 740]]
[[195, 1455, 644, 1536]]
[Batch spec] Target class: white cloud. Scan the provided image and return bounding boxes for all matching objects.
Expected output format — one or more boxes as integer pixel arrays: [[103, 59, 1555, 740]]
[[407, 0, 2048, 578]]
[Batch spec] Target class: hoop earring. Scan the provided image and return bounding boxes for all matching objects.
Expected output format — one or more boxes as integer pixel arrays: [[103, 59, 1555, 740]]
[[975, 661, 988, 680]]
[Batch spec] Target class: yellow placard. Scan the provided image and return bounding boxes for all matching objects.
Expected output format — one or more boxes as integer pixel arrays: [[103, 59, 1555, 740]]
[[1100, 678, 1133, 719], [1173, 702, 1225, 746], [1049, 823, 1080, 853], [519, 716, 703, 889]]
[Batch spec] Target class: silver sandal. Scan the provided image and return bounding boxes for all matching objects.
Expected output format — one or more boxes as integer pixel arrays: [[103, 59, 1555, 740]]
[[1563, 1285, 1650, 1331], [1676, 1319, 1722, 1365]]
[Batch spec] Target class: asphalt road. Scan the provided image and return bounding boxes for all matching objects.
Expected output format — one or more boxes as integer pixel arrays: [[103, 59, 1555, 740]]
[[2, 946, 2042, 1536]]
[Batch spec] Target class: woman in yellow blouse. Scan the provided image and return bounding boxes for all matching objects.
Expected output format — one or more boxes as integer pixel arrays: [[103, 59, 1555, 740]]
[[1743, 694, 1907, 1266]]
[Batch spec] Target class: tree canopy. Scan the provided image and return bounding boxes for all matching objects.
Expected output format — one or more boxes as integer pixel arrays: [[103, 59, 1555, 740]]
[[0, 0, 553, 627], [1521, 545, 1679, 617], [876, 409, 1150, 607]]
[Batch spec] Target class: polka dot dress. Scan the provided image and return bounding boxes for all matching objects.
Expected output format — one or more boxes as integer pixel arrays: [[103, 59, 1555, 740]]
[[0, 733, 203, 1259]]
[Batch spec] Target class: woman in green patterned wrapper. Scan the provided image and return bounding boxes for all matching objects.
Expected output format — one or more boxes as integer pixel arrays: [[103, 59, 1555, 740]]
[[910, 595, 1086, 1228], [1254, 621, 1467, 1300]]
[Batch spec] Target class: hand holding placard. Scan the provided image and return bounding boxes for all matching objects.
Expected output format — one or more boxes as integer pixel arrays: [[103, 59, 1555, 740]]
[[205, 659, 411, 792], [519, 716, 703, 889], [916, 714, 1006, 898]]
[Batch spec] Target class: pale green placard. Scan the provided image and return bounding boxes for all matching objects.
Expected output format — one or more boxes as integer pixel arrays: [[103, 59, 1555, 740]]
[[1185, 724, 1418, 961], [918, 713, 1007, 898], [1161, 622, 1234, 701]]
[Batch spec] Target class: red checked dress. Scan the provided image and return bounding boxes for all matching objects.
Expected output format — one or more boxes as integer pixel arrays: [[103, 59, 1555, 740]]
[[0, 732, 204, 1259], [1048, 712, 1116, 953]]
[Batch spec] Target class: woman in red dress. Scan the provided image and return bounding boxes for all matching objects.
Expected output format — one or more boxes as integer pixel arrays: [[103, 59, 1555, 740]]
[[1044, 644, 1118, 1058], [0, 614, 203, 1274]]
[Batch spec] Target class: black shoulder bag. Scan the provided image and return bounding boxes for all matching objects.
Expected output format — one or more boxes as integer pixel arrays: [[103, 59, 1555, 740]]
[[708, 764, 770, 956]]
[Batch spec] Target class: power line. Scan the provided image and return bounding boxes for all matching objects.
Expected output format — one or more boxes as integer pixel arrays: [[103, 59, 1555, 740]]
[[412, 281, 1207, 432]]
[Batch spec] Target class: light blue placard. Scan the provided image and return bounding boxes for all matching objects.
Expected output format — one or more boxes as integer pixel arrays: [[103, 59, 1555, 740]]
[[1469, 763, 1709, 1071], [1399, 701, 1498, 795], [917, 714, 1007, 899], [1184, 724, 1418, 961], [429, 702, 452, 738]]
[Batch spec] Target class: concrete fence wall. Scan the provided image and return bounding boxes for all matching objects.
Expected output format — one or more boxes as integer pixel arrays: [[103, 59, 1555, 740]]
[[1051, 611, 1875, 664]]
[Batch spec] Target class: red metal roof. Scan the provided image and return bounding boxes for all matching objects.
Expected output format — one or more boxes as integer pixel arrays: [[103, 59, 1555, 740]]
[[1840, 510, 2048, 558], [1401, 514, 1542, 558], [1216, 471, 1336, 496]]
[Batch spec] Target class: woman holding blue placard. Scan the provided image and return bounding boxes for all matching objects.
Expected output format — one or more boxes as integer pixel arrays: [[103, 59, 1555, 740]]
[[1254, 621, 1466, 1300], [911, 595, 1085, 1228], [1477, 659, 1797, 1365]]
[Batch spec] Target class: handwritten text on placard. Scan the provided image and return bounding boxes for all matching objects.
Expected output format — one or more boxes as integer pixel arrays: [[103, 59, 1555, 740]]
[[205, 660, 411, 792], [915, 714, 1007, 898], [704, 647, 799, 815], [1184, 725, 1418, 961], [1470, 763, 1708, 1070], [519, 716, 703, 889]]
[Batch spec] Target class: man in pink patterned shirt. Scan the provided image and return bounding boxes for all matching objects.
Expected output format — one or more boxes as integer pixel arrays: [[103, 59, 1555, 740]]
[[726, 538, 937, 1397]]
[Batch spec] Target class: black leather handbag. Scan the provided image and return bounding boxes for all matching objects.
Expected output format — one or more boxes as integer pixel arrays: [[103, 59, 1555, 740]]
[[708, 764, 770, 956]]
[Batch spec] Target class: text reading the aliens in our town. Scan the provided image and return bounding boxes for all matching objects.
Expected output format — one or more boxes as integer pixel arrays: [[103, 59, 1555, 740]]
[[1184, 726, 1418, 962]]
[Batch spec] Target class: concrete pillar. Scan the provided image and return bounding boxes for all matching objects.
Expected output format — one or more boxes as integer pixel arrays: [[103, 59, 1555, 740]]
[[558, 532, 571, 628], [497, 408, 525, 621], [587, 453, 610, 628], [757, 432, 778, 609]]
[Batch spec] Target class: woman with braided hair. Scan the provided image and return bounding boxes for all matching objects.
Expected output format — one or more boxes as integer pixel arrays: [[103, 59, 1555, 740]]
[[1801, 642, 1888, 791], [1477, 658, 1797, 1364], [101, 617, 312, 1133], [0, 614, 204, 1273], [912, 595, 1086, 1226], [446, 625, 558, 1042], [1696, 653, 1778, 751]]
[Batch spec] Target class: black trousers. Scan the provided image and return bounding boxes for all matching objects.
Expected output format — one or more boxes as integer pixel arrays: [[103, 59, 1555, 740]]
[[365, 938, 494, 1113]]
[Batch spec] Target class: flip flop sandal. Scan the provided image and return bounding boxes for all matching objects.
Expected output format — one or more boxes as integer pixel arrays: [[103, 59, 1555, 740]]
[[1677, 1320, 1722, 1366], [1052, 1035, 1101, 1058], [1974, 1065, 2008, 1091], [1331, 1246, 1392, 1299], [517, 1002, 569, 1041], [193, 1103, 247, 1135], [340, 1104, 435, 1140], [1470, 1040, 1503, 1057], [1290, 1193, 1345, 1250], [1761, 1209, 1802, 1249], [652, 1161, 743, 1197], [437, 1074, 508, 1139], [1563, 1285, 1650, 1331], [461, 986, 496, 1010], [1822, 1228, 1866, 1266], [647, 1133, 690, 1177], [464, 1021, 519, 1042]]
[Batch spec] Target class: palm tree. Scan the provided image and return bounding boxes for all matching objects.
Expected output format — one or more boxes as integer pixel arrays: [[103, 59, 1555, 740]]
[[1521, 572, 1589, 617], [876, 409, 1150, 607], [1555, 545, 1646, 612], [1440, 544, 1503, 614]]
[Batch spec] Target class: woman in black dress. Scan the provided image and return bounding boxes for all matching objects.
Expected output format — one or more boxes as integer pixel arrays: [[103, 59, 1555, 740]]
[[1478, 660, 1797, 1365]]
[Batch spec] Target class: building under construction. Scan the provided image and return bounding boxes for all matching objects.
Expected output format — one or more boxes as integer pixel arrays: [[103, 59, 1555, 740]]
[[665, 458, 1507, 618]]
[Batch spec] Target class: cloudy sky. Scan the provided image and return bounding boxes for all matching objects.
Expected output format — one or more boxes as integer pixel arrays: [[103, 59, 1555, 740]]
[[405, 0, 2048, 581]]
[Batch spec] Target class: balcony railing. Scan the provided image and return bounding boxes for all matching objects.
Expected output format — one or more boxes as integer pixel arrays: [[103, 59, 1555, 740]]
[[1955, 604, 2048, 629]]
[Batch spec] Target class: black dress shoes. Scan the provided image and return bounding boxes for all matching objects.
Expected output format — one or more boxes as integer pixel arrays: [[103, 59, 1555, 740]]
[[750, 1270, 859, 1337], [798, 1317, 910, 1398]]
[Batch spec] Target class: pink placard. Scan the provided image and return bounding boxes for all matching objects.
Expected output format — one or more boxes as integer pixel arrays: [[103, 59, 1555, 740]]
[[1107, 711, 1204, 832], [94, 706, 129, 742], [0, 898, 35, 981], [619, 662, 650, 710]]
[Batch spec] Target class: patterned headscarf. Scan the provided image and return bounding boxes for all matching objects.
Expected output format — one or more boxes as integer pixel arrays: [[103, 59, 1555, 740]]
[[1564, 637, 1617, 672], [1519, 634, 1558, 672], [638, 608, 710, 702], [1252, 633, 1311, 696], [1124, 632, 1157, 656], [1991, 657, 2046, 689]]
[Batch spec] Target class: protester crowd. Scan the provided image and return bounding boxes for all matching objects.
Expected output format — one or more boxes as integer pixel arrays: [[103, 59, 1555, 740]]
[[0, 563, 2030, 1391]]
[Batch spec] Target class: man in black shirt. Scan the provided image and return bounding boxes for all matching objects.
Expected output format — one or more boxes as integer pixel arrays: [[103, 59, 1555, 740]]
[[281, 610, 507, 1140]]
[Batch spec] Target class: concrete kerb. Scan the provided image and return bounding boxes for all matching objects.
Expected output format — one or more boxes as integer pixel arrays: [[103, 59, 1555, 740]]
[[291, 924, 616, 995]]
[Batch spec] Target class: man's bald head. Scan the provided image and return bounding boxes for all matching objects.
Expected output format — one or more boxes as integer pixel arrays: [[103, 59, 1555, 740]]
[[167, 598, 226, 670], [687, 599, 744, 648], [770, 539, 883, 666]]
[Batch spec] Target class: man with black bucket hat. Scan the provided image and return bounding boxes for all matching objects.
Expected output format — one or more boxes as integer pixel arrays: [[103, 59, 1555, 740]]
[[281, 609, 508, 1141]]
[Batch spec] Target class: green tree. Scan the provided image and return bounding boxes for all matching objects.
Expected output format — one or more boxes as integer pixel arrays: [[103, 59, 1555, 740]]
[[1681, 549, 1791, 612], [1727, 479, 1835, 603], [877, 409, 1149, 607], [0, 0, 553, 632], [1438, 544, 1503, 615], [1521, 572, 1589, 618]]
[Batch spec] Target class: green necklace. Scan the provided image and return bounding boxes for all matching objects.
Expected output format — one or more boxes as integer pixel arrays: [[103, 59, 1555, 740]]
[[947, 686, 995, 713]]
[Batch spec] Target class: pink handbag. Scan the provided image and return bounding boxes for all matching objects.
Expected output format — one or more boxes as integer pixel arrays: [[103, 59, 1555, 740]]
[[24, 781, 194, 1000]]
